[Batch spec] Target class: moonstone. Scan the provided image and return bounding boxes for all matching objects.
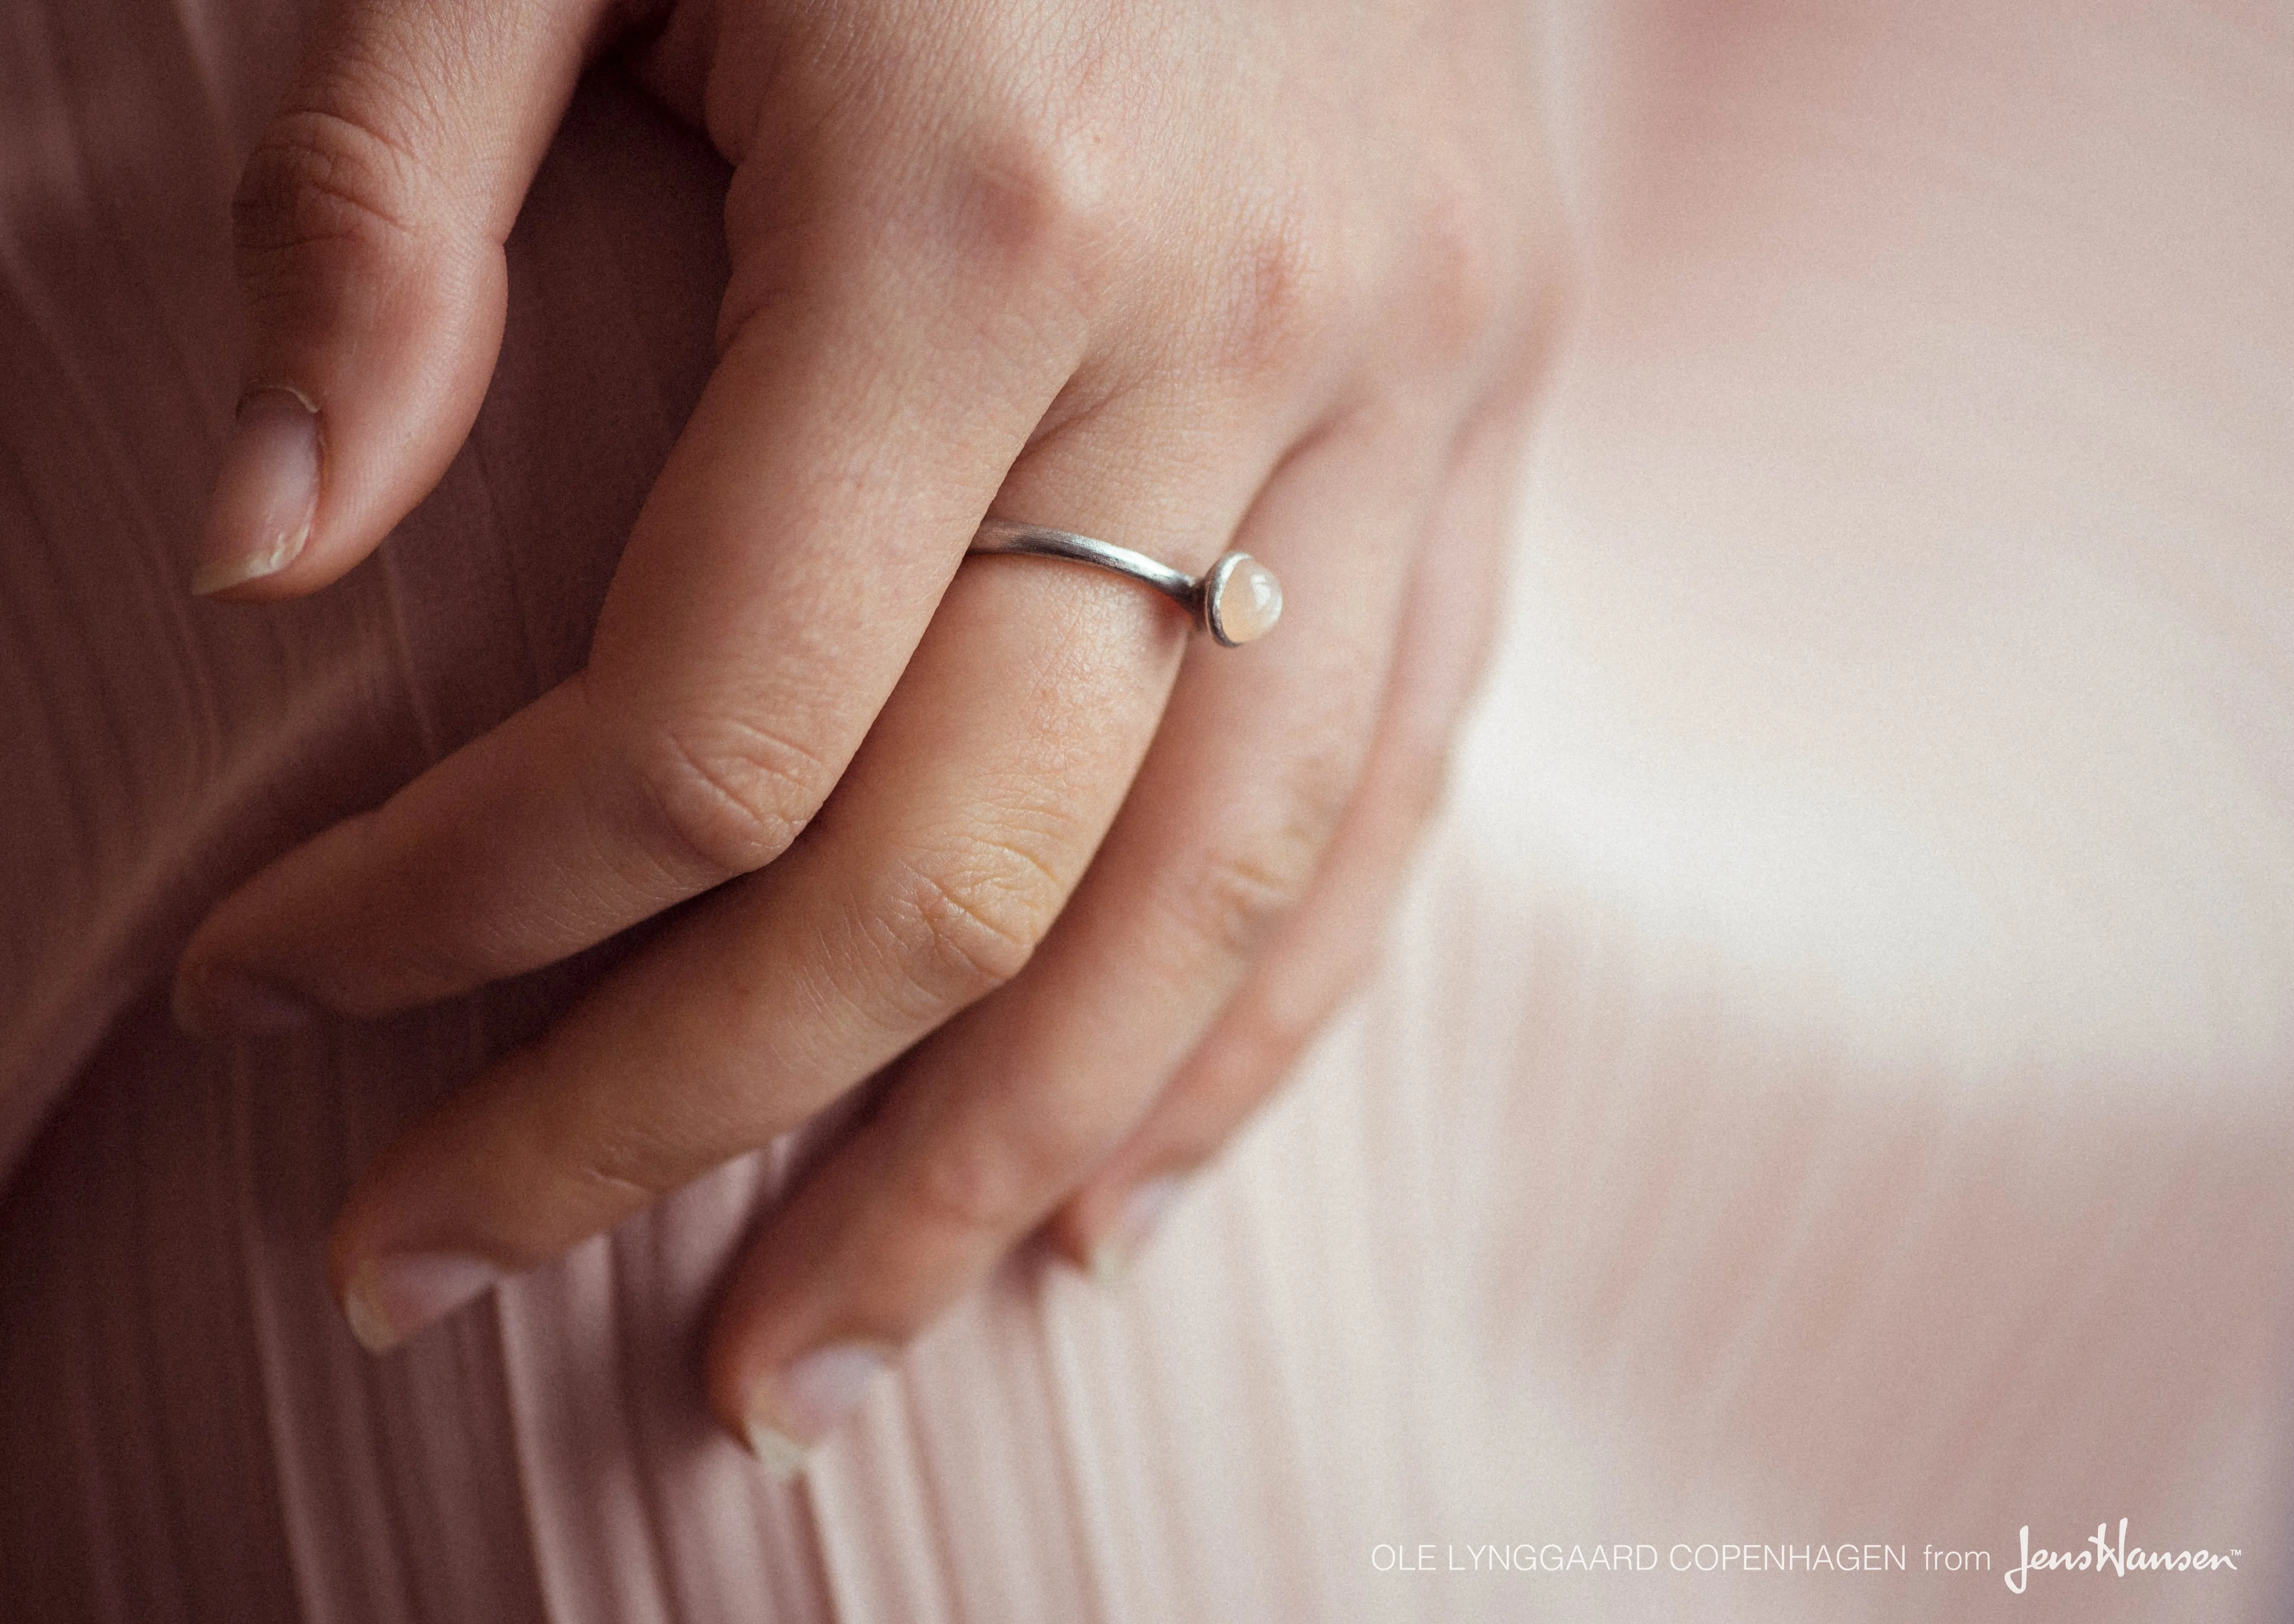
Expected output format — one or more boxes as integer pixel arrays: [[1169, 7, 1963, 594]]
[[1210, 555, 1282, 644]]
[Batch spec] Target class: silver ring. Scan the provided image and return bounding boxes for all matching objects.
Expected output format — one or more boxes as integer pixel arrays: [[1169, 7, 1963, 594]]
[[967, 519, 1283, 647]]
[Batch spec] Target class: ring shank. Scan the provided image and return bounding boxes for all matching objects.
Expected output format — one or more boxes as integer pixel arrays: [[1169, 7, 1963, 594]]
[[966, 519, 1200, 611]]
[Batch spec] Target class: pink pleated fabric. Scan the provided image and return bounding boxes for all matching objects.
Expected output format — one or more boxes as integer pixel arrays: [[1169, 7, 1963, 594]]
[[5, 1, 2294, 1620]]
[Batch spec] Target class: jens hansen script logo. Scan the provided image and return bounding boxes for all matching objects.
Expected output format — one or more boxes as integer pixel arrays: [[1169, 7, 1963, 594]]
[[2004, 1520, 2239, 1594]]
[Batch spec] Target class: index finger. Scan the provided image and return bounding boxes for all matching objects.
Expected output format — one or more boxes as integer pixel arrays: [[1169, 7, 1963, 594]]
[[174, 200, 1082, 1030]]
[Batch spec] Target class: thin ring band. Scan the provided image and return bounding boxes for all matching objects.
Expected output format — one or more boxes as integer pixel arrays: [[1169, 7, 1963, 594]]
[[966, 519, 1284, 647]]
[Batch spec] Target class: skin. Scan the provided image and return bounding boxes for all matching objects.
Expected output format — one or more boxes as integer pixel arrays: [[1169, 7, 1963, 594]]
[[173, 0, 1569, 1458]]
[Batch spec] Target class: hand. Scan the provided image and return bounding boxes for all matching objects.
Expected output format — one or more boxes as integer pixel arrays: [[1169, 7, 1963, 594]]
[[174, 0, 1565, 1467]]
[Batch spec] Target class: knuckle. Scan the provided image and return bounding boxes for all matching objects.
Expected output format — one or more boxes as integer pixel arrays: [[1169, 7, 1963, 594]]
[[907, 1136, 1017, 1236], [1176, 840, 1317, 965], [568, 1128, 676, 1212], [233, 102, 430, 275], [1221, 990, 1339, 1101], [934, 119, 1113, 306], [1407, 168, 1509, 365], [529, 1044, 745, 1219], [629, 714, 834, 883], [1214, 199, 1345, 383], [452, 1055, 678, 1266], [878, 837, 1067, 1009], [1169, 761, 1355, 963], [904, 1116, 1077, 1240]]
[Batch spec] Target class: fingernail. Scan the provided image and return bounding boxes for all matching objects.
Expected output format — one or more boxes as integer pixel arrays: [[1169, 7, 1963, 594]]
[[743, 1341, 892, 1480], [1087, 1174, 1186, 1286], [194, 387, 319, 596], [172, 963, 318, 1038], [341, 1252, 503, 1354]]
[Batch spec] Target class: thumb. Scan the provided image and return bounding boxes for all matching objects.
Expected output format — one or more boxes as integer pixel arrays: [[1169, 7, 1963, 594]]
[[195, 0, 606, 599]]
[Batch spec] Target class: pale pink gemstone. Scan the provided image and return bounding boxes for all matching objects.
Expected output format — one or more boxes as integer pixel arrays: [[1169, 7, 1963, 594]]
[[1212, 556, 1282, 643]]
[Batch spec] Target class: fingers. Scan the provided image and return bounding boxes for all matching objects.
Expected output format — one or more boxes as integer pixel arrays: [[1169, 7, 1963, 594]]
[[697, 401, 1455, 1466], [174, 228, 1079, 1033], [1049, 400, 1531, 1272], [197, 0, 612, 599], [323, 408, 1276, 1351]]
